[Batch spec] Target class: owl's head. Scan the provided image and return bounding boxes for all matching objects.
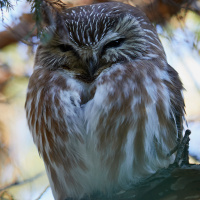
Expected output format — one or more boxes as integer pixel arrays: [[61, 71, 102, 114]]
[[35, 2, 166, 82]]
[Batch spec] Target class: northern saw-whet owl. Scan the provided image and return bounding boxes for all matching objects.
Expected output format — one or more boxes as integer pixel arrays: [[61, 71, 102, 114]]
[[25, 2, 185, 200]]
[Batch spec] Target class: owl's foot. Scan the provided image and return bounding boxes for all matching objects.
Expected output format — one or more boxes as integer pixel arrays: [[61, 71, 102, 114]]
[[174, 129, 191, 166]]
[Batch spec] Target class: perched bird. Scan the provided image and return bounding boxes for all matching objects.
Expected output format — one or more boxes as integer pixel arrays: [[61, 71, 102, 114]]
[[25, 2, 185, 200]]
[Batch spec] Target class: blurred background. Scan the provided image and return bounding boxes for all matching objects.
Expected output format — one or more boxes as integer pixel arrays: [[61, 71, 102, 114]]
[[0, 0, 199, 199]]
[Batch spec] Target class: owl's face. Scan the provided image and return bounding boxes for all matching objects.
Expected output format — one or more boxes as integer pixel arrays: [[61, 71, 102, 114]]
[[35, 2, 165, 82]]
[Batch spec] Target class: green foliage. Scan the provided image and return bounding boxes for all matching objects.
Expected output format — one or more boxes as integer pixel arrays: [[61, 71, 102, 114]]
[[27, 0, 43, 36], [0, 0, 66, 36], [0, 0, 13, 20], [28, 0, 42, 23], [0, 0, 13, 11]]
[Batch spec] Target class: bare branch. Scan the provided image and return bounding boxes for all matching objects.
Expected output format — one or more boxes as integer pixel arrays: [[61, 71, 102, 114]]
[[0, 190, 14, 200], [0, 171, 46, 192], [35, 185, 50, 200]]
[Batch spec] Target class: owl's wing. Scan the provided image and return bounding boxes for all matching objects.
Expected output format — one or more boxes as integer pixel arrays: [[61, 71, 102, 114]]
[[165, 64, 185, 143]]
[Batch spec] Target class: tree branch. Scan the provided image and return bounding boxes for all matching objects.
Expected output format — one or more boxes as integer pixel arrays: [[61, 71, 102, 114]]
[[35, 185, 50, 200], [0, 171, 46, 192]]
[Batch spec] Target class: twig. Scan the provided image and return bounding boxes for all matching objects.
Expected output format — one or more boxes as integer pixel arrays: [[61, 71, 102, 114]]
[[35, 185, 50, 200], [0, 190, 14, 200], [0, 171, 46, 192]]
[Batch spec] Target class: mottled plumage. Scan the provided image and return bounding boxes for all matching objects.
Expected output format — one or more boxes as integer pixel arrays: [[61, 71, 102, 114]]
[[25, 2, 185, 200]]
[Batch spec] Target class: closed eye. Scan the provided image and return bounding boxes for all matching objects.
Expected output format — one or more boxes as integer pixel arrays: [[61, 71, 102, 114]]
[[58, 44, 74, 52], [102, 38, 125, 52], [58, 44, 80, 58]]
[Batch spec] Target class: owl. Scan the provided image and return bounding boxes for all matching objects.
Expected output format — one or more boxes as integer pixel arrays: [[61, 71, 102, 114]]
[[25, 2, 185, 200]]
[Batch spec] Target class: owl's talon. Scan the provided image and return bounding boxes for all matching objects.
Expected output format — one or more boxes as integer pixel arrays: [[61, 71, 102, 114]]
[[167, 144, 179, 157], [174, 129, 191, 165]]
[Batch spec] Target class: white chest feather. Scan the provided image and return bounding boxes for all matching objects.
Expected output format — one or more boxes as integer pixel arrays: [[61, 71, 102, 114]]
[[26, 63, 178, 200]]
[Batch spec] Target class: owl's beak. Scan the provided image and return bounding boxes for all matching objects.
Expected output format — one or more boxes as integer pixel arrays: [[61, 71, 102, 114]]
[[86, 58, 98, 77]]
